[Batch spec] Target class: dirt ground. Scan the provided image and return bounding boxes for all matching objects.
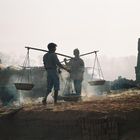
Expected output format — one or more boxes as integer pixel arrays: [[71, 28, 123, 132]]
[[20, 89, 140, 113], [1, 89, 140, 140]]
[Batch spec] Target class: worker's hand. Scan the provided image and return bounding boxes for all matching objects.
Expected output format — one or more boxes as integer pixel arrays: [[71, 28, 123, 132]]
[[64, 58, 67, 62], [58, 68, 62, 74], [66, 68, 71, 73]]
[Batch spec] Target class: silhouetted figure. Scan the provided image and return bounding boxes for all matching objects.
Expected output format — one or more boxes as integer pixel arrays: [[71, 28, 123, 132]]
[[64, 49, 85, 95], [42, 43, 69, 105]]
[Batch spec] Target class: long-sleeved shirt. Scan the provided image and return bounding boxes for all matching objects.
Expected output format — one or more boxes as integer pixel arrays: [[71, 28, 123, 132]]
[[66, 57, 85, 80]]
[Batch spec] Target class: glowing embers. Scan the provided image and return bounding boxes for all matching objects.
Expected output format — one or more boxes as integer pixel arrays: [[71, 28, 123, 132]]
[[88, 51, 105, 86], [14, 48, 34, 90]]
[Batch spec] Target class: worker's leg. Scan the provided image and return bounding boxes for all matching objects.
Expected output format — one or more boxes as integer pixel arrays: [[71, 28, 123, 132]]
[[74, 80, 82, 95], [42, 90, 50, 105], [44, 70, 60, 105], [54, 90, 58, 104], [42, 71, 53, 105], [53, 71, 60, 104]]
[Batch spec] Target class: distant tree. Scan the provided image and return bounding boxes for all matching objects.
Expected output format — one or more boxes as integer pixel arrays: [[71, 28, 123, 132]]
[[110, 76, 136, 90]]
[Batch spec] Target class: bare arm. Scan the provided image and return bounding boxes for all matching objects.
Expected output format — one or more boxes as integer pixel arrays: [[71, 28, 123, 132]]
[[54, 54, 70, 72]]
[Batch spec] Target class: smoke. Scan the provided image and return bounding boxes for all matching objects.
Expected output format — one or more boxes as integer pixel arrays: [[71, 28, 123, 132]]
[[59, 69, 105, 100], [13, 91, 54, 106], [0, 51, 137, 105], [1, 51, 137, 80], [0, 85, 18, 106], [0, 52, 23, 66]]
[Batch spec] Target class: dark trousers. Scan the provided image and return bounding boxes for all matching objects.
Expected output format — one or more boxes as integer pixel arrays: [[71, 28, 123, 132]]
[[73, 80, 82, 95]]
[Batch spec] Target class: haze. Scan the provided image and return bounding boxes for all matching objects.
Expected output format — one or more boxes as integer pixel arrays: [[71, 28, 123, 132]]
[[0, 0, 139, 80]]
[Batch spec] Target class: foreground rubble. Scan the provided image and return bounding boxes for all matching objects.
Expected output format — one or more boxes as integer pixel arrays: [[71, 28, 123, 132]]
[[0, 90, 140, 140]]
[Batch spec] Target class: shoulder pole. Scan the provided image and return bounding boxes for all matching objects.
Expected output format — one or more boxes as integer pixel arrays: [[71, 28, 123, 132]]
[[25, 46, 73, 59], [61, 50, 99, 63]]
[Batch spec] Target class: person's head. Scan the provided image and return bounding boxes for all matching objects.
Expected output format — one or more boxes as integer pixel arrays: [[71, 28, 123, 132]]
[[47, 42, 57, 52], [73, 48, 80, 57]]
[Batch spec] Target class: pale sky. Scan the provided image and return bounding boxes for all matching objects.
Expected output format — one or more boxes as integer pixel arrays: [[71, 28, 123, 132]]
[[0, 0, 140, 80]]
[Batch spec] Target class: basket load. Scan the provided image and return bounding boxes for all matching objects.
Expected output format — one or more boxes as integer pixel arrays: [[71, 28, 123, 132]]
[[14, 83, 34, 90], [62, 93, 81, 102], [62, 77, 81, 102], [14, 48, 34, 90], [88, 79, 105, 86], [88, 51, 105, 86]]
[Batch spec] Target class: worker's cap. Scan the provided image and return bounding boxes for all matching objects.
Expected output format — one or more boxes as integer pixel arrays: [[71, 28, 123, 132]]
[[47, 42, 57, 50]]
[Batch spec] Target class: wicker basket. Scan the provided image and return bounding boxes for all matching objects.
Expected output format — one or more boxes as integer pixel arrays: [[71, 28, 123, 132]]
[[14, 83, 34, 90], [88, 80, 105, 86], [62, 94, 81, 102]]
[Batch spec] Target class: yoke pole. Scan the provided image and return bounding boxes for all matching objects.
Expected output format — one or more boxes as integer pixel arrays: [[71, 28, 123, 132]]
[[25, 46, 73, 59], [61, 50, 99, 63], [80, 50, 99, 57]]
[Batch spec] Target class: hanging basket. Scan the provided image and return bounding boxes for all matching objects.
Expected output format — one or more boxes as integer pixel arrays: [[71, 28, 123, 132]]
[[14, 83, 34, 90], [62, 93, 81, 102], [88, 52, 106, 86], [88, 79, 105, 86], [14, 48, 34, 91]]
